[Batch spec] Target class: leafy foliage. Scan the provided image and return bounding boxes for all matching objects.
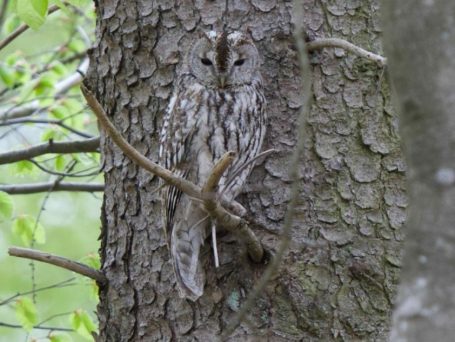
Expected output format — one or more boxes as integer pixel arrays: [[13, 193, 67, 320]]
[[0, 191, 14, 220], [15, 297, 38, 331], [70, 309, 97, 341], [0, 1, 100, 341], [12, 215, 46, 246], [16, 0, 49, 30]]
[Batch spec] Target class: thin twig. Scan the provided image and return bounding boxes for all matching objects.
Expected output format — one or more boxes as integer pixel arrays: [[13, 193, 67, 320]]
[[8, 247, 106, 285], [0, 182, 104, 194], [0, 118, 94, 139], [222, 2, 313, 338], [307, 37, 387, 66], [0, 137, 100, 164], [0, 278, 76, 306], [0, 59, 89, 121], [29, 160, 101, 178], [0, 5, 60, 52], [29, 161, 77, 302], [0, 322, 73, 332]]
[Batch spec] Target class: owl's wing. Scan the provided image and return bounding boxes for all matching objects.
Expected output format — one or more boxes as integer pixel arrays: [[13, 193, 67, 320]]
[[159, 88, 199, 243], [160, 83, 208, 300]]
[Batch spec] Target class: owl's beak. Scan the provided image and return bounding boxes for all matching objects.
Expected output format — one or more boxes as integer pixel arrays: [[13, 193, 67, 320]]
[[218, 75, 227, 88]]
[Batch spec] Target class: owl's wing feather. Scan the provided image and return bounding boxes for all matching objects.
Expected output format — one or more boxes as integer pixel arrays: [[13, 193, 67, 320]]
[[160, 82, 208, 301]]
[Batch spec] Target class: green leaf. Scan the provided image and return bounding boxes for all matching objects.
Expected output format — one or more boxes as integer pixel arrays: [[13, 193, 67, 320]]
[[14, 160, 34, 174], [50, 61, 67, 76], [82, 253, 100, 270], [0, 65, 16, 88], [15, 297, 38, 331], [55, 154, 65, 171], [3, 15, 21, 35], [16, 0, 49, 30], [50, 104, 69, 119], [66, 0, 90, 7], [0, 191, 14, 220], [12, 215, 46, 246], [41, 128, 57, 141], [70, 309, 97, 341], [49, 332, 73, 342], [68, 39, 85, 53], [17, 77, 39, 103], [50, 0, 71, 16], [34, 73, 55, 96], [88, 280, 99, 302]]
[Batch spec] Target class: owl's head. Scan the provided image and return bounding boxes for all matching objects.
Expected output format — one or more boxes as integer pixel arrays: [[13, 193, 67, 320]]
[[188, 31, 260, 89]]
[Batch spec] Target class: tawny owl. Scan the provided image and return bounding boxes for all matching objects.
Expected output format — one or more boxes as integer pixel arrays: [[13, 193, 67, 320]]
[[159, 31, 266, 301]]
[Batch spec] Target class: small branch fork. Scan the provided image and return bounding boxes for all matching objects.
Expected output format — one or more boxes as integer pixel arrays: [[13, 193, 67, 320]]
[[80, 84, 265, 262]]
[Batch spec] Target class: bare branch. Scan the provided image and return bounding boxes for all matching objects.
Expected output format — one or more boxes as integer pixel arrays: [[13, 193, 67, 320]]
[[0, 321, 73, 332], [0, 5, 60, 52], [55, 58, 89, 95], [223, 2, 314, 337], [0, 182, 104, 194], [0, 137, 100, 165], [0, 117, 94, 138], [81, 84, 204, 200], [81, 84, 264, 263], [202, 151, 236, 206], [82, 84, 248, 216], [29, 160, 101, 178], [0, 278, 76, 306], [0, 59, 89, 121], [8, 247, 106, 285], [307, 37, 387, 66]]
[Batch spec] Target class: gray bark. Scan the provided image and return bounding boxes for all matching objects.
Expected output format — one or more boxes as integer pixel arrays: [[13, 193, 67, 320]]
[[87, 0, 404, 340], [382, 2, 455, 341]]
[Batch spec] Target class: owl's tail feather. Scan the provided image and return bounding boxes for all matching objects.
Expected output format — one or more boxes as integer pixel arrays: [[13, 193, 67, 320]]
[[171, 210, 208, 301]]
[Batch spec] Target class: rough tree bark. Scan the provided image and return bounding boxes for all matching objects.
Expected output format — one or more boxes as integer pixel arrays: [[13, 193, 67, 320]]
[[382, 2, 455, 341], [86, 0, 404, 340]]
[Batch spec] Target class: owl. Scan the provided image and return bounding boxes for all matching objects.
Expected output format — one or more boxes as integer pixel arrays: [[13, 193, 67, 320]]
[[159, 31, 266, 301]]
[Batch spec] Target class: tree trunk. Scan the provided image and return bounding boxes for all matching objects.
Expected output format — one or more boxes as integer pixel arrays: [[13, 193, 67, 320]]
[[86, 0, 404, 340], [382, 2, 455, 341]]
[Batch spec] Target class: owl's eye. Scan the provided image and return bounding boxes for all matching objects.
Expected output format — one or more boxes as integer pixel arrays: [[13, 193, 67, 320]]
[[234, 59, 245, 66], [201, 58, 212, 66]]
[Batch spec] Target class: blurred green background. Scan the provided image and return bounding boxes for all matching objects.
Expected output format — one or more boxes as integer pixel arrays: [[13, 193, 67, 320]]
[[0, 2, 101, 341]]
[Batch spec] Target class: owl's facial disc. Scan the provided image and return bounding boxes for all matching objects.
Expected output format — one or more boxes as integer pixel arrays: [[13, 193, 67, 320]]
[[190, 31, 259, 89]]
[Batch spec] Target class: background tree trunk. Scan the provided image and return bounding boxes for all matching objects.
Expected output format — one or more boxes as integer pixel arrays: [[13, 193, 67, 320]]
[[382, 2, 455, 341], [86, 0, 405, 340]]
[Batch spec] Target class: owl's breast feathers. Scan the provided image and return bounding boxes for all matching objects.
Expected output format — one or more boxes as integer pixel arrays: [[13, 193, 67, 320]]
[[160, 71, 266, 300], [174, 75, 266, 197]]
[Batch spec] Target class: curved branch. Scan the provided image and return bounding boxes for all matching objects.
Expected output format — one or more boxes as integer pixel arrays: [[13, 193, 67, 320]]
[[0, 137, 100, 164], [29, 160, 101, 177], [8, 247, 106, 285], [0, 182, 104, 194], [81, 84, 264, 267], [307, 37, 387, 66]]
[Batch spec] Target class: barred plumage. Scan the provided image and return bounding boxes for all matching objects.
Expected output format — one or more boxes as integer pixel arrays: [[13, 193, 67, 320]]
[[159, 31, 266, 301]]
